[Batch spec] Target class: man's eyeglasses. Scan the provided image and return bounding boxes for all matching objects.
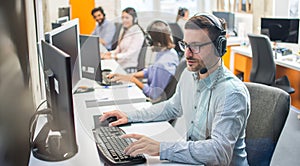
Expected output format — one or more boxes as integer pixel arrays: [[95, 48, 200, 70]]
[[178, 41, 212, 54]]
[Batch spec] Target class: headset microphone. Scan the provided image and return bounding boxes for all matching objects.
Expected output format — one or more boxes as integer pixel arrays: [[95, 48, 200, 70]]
[[200, 68, 208, 74], [199, 57, 221, 75]]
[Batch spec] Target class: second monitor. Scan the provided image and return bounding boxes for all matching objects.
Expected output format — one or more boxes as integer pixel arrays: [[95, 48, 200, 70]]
[[79, 34, 102, 83]]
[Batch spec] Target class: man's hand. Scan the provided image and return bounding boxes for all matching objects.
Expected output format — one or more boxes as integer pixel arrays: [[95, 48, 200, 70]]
[[123, 134, 160, 156], [99, 110, 128, 126]]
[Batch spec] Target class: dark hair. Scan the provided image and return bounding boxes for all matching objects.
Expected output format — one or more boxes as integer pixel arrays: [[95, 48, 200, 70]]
[[122, 7, 138, 24], [147, 20, 174, 50], [176, 7, 188, 22], [184, 15, 224, 42], [91, 6, 105, 17]]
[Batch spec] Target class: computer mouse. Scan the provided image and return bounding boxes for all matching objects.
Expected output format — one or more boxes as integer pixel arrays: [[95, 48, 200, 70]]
[[98, 116, 118, 127], [75, 86, 94, 93]]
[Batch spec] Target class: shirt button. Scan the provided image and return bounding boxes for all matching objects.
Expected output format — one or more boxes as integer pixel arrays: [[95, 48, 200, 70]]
[[194, 106, 197, 109], [191, 121, 194, 124]]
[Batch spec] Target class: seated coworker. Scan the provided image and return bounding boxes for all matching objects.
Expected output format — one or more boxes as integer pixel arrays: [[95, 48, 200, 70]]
[[91, 6, 115, 51], [108, 20, 179, 101], [101, 7, 144, 72], [100, 14, 250, 165], [176, 7, 189, 30]]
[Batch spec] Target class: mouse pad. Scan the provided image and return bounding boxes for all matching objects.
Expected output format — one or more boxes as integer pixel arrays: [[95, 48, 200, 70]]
[[74, 87, 94, 94]]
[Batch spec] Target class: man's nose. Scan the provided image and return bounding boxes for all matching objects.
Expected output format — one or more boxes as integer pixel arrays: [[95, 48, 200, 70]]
[[185, 49, 193, 58]]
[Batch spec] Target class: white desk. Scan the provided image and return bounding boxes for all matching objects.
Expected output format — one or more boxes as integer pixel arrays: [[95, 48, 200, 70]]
[[29, 96, 187, 165], [29, 58, 189, 165]]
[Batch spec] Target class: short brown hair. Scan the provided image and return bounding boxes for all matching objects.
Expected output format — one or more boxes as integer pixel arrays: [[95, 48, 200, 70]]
[[185, 15, 225, 42], [147, 20, 175, 49]]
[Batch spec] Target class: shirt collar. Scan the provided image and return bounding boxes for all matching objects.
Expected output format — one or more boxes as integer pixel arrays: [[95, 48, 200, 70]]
[[194, 66, 224, 90]]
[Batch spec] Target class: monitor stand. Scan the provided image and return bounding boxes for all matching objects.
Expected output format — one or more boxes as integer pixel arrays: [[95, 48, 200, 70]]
[[31, 119, 77, 161]]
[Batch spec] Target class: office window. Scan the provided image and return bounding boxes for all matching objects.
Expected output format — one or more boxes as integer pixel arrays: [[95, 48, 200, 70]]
[[289, 0, 299, 17], [160, 0, 198, 16], [120, 0, 154, 11]]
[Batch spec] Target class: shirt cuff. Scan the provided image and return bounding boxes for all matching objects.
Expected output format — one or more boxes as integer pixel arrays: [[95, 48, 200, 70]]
[[143, 68, 149, 78], [160, 142, 175, 160], [142, 84, 150, 97]]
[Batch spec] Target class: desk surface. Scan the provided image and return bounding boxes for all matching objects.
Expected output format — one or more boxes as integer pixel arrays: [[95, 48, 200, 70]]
[[29, 58, 190, 165], [230, 46, 300, 71]]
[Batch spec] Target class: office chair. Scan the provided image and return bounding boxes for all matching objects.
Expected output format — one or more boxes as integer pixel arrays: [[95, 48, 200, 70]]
[[124, 39, 148, 73], [136, 39, 147, 71], [168, 22, 184, 59], [244, 82, 290, 165], [111, 22, 122, 50], [247, 33, 295, 94]]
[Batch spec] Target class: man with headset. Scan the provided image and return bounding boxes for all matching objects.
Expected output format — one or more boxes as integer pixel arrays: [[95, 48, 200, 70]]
[[91, 6, 115, 51], [100, 13, 250, 165]]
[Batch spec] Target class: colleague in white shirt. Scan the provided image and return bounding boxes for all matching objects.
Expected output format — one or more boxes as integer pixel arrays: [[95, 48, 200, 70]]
[[101, 7, 144, 73]]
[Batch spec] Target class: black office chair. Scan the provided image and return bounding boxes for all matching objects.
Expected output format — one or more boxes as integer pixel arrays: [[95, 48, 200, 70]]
[[247, 33, 295, 94], [124, 38, 148, 73], [136, 39, 148, 71], [244, 82, 290, 165], [168, 22, 184, 59], [111, 22, 122, 51], [152, 59, 187, 104]]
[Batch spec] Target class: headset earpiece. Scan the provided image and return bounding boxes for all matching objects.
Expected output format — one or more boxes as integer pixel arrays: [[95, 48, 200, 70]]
[[133, 17, 138, 24]]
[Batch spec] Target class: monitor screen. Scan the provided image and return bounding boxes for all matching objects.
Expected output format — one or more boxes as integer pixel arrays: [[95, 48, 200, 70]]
[[213, 11, 235, 33], [79, 34, 102, 82], [45, 18, 81, 91], [261, 18, 300, 44], [37, 40, 77, 160]]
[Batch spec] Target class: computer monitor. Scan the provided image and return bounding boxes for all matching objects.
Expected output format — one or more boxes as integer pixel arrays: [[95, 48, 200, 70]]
[[261, 18, 300, 44], [79, 34, 102, 82], [32, 41, 78, 161], [213, 11, 235, 35], [51, 16, 70, 29], [45, 18, 81, 91]]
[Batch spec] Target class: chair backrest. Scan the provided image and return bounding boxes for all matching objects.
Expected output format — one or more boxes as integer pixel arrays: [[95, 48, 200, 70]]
[[111, 22, 122, 50], [153, 59, 187, 104], [168, 22, 184, 58], [136, 39, 148, 71], [244, 82, 290, 165], [248, 34, 276, 85]]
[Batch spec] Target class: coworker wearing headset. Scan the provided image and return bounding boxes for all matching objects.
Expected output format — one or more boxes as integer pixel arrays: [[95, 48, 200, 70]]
[[100, 14, 250, 165], [91, 6, 116, 51], [107, 20, 179, 101], [176, 7, 189, 30], [101, 7, 144, 73]]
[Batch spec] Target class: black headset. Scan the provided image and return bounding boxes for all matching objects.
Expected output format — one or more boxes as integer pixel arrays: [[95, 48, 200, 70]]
[[194, 13, 227, 57], [123, 7, 138, 24], [145, 20, 172, 46], [178, 7, 187, 17]]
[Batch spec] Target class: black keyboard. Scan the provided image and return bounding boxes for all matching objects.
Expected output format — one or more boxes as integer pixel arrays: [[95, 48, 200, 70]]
[[93, 126, 146, 165]]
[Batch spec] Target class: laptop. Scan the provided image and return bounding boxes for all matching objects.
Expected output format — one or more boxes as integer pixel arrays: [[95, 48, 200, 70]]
[[80, 34, 102, 83]]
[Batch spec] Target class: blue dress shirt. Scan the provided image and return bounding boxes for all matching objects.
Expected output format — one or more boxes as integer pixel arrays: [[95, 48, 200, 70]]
[[92, 19, 115, 50], [125, 66, 250, 165]]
